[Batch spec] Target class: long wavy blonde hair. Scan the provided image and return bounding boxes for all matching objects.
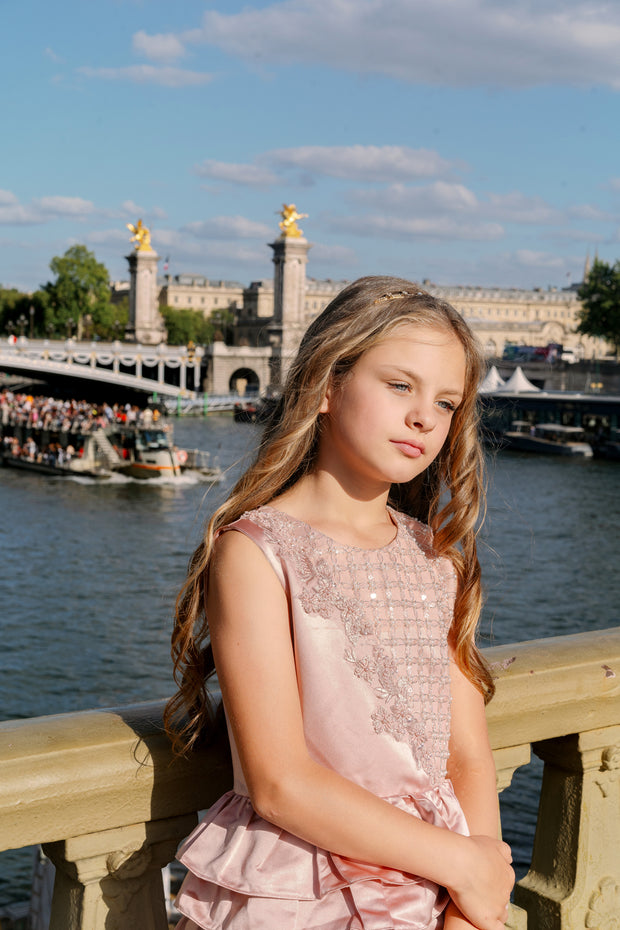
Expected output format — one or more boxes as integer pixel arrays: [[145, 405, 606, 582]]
[[165, 276, 493, 753]]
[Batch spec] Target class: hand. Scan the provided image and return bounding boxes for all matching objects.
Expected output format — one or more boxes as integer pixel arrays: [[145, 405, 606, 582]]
[[446, 835, 514, 930]]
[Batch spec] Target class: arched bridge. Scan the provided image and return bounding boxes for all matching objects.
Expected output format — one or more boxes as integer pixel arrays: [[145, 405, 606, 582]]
[[0, 338, 203, 399]]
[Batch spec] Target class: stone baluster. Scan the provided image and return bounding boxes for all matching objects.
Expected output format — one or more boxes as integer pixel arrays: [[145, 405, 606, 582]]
[[43, 813, 197, 930], [514, 725, 620, 927], [493, 744, 531, 930]]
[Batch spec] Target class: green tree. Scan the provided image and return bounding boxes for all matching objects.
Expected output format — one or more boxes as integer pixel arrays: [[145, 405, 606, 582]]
[[44, 245, 112, 338], [92, 296, 129, 341], [0, 286, 50, 337], [577, 258, 620, 354], [160, 305, 215, 346]]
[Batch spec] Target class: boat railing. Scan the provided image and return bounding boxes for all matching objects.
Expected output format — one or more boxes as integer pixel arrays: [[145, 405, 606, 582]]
[[1, 628, 620, 929]]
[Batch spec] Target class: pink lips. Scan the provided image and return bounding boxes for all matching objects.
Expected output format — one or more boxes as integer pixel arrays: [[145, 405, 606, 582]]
[[391, 440, 424, 458]]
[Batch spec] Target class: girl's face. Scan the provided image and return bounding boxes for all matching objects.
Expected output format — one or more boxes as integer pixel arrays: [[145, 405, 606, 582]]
[[317, 323, 466, 494]]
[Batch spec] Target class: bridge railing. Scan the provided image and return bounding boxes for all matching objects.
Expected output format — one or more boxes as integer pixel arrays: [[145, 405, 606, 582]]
[[0, 338, 203, 397], [1, 628, 619, 930]]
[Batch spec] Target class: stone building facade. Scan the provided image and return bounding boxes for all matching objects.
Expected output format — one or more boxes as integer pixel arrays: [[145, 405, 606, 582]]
[[158, 274, 244, 318], [232, 277, 603, 360]]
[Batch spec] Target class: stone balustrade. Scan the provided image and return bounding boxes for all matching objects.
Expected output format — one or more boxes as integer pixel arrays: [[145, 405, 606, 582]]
[[1, 627, 619, 929]]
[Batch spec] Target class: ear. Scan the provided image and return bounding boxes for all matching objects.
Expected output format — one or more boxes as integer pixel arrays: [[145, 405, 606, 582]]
[[319, 385, 332, 414]]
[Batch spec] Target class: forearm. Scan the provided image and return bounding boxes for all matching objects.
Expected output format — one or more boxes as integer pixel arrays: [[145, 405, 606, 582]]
[[252, 755, 472, 891], [449, 751, 499, 838]]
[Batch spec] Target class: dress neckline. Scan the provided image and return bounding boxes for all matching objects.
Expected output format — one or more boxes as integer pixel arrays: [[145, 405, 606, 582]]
[[259, 505, 401, 553]]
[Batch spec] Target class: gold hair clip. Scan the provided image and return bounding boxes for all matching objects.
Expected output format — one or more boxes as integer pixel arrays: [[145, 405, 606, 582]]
[[373, 290, 425, 304]]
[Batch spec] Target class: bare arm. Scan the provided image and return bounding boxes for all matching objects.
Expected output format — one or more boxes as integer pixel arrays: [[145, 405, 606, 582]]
[[444, 655, 513, 929], [208, 530, 513, 930]]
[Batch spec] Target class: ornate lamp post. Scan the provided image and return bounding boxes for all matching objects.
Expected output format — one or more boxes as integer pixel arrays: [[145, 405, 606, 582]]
[[29, 305, 35, 339], [46, 322, 55, 340], [6, 320, 15, 339], [17, 314, 27, 338]]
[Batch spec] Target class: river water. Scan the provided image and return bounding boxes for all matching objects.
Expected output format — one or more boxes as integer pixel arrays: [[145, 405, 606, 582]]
[[1, 415, 619, 906]]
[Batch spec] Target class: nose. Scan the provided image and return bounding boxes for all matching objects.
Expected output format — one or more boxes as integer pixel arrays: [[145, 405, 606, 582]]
[[405, 399, 435, 432]]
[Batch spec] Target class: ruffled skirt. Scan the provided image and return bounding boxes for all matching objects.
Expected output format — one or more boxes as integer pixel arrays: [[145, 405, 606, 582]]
[[175, 787, 466, 930]]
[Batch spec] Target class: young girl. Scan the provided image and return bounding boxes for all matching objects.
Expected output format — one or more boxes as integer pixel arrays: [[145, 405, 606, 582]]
[[166, 276, 514, 930]]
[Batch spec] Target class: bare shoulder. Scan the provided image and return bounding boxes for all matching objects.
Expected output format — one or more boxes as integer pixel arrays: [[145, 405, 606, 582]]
[[207, 526, 288, 630]]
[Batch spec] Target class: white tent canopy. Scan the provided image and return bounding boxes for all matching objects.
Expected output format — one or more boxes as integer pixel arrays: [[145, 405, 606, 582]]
[[496, 366, 540, 392], [479, 365, 506, 393]]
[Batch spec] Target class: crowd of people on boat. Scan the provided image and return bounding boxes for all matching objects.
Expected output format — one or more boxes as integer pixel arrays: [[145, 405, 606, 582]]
[[0, 389, 163, 468], [0, 390, 161, 433]]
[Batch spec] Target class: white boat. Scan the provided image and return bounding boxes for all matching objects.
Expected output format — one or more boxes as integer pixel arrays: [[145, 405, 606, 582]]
[[1, 422, 223, 482], [502, 421, 593, 457]]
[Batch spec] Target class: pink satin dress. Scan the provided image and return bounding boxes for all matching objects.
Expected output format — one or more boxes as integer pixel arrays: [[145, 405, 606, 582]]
[[175, 506, 469, 930]]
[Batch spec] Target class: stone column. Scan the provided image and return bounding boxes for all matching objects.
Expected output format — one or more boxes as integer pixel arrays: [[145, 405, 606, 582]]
[[126, 250, 167, 346], [268, 236, 311, 388], [514, 726, 620, 928], [42, 814, 197, 930]]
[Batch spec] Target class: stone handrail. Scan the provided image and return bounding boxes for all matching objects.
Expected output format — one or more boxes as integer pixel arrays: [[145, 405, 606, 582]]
[[1, 628, 619, 929]]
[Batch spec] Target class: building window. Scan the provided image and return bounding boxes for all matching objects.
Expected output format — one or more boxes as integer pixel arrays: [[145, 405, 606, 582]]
[[188, 297, 192, 304]]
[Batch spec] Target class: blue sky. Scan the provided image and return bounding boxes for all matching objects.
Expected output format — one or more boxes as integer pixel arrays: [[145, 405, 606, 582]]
[[2, 0, 620, 293]]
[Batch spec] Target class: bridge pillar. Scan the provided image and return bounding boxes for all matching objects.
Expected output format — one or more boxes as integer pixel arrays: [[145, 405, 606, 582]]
[[126, 251, 167, 346], [268, 235, 311, 388]]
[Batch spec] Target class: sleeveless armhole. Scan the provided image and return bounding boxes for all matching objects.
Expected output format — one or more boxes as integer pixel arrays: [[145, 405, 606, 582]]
[[215, 518, 289, 593]]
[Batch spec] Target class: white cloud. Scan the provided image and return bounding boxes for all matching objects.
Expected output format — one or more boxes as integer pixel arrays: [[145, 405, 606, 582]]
[[0, 192, 96, 226], [349, 181, 479, 213], [568, 203, 614, 221], [44, 47, 64, 64], [86, 229, 130, 247], [133, 30, 186, 64], [0, 190, 19, 206], [121, 201, 168, 221], [183, 216, 273, 239], [513, 249, 567, 270], [609, 178, 620, 192], [194, 146, 460, 189], [194, 160, 278, 187], [485, 192, 561, 224], [269, 146, 460, 182], [122, 200, 145, 216], [170, 0, 620, 89], [78, 65, 212, 88], [0, 203, 42, 226], [331, 214, 504, 241], [34, 196, 96, 217], [309, 242, 358, 268]]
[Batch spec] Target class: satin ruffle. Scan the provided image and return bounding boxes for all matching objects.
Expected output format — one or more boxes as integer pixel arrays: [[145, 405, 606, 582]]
[[175, 788, 464, 930]]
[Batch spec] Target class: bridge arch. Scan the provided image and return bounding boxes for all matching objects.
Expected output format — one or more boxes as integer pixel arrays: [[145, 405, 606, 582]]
[[229, 367, 260, 395]]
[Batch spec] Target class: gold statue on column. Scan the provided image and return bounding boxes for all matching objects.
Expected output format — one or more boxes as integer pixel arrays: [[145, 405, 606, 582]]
[[127, 219, 153, 251], [278, 204, 308, 238]]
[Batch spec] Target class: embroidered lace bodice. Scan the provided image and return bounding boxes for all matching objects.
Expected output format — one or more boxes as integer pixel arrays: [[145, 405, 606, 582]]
[[243, 505, 457, 784]]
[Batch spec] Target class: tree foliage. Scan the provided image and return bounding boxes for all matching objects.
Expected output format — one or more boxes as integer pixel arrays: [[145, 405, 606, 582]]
[[0, 286, 49, 337], [44, 245, 114, 338], [160, 305, 215, 346], [577, 258, 620, 353]]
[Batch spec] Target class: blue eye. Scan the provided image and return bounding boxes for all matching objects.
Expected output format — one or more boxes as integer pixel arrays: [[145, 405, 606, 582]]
[[437, 400, 457, 412], [388, 381, 410, 393]]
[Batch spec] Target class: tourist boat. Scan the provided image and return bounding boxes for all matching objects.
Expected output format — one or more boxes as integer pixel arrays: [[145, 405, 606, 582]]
[[1, 431, 115, 479], [501, 421, 593, 457], [0, 423, 223, 482], [109, 424, 223, 481]]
